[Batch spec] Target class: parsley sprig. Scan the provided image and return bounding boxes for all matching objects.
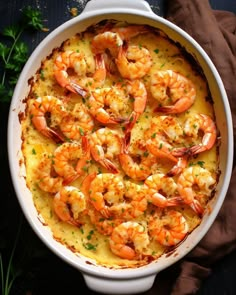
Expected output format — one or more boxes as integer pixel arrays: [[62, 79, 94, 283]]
[[0, 6, 46, 102]]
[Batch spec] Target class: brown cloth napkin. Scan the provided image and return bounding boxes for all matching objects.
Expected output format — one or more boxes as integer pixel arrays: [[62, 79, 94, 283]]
[[164, 1, 236, 294]]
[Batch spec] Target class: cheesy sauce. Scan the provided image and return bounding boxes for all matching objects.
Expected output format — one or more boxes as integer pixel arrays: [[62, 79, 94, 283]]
[[21, 21, 219, 268]]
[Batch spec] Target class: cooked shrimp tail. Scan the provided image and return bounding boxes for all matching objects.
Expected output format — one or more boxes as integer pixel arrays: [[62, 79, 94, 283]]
[[41, 127, 65, 144], [111, 25, 150, 40], [149, 193, 183, 207], [80, 172, 97, 197], [93, 53, 107, 84], [189, 200, 204, 216], [167, 156, 188, 177], [124, 79, 147, 147], [90, 128, 121, 173], [171, 147, 189, 157], [144, 174, 183, 208], [76, 136, 91, 175], [70, 82, 88, 97]]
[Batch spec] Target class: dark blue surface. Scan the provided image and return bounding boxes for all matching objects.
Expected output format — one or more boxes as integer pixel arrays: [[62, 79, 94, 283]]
[[209, 0, 236, 12]]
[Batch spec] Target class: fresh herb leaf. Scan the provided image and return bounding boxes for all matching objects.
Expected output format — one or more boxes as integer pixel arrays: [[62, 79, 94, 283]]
[[83, 243, 97, 251], [2, 26, 19, 40], [21, 6, 44, 31], [0, 6, 46, 103]]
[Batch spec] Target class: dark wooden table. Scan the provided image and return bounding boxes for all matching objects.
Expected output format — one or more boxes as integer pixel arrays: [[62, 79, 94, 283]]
[[1, 1, 236, 294]]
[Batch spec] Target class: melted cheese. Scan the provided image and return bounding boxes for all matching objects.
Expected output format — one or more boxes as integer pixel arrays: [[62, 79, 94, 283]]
[[21, 21, 219, 268]]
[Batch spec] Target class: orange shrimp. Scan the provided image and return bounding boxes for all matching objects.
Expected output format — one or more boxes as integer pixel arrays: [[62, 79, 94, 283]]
[[54, 50, 88, 95], [144, 116, 188, 175], [124, 79, 148, 146], [90, 128, 122, 173], [87, 85, 129, 125], [149, 209, 189, 246], [59, 103, 94, 141], [151, 70, 196, 114], [88, 207, 123, 236], [91, 31, 123, 56], [34, 153, 63, 193], [110, 180, 148, 219], [184, 114, 217, 156], [53, 137, 90, 185], [177, 166, 217, 216], [144, 173, 183, 208], [53, 186, 87, 226], [29, 96, 66, 144], [88, 173, 125, 218], [54, 51, 106, 95], [119, 140, 157, 181], [166, 156, 188, 177], [116, 43, 152, 80], [109, 221, 149, 260], [78, 53, 107, 91], [111, 25, 149, 41], [145, 117, 179, 163]]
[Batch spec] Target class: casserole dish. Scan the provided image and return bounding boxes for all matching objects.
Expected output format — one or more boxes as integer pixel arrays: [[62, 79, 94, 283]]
[[8, 0, 233, 294]]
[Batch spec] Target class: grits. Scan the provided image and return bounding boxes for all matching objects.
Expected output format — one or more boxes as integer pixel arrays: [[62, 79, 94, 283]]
[[21, 21, 219, 268]]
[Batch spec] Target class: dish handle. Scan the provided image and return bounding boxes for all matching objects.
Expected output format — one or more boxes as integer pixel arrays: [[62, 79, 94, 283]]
[[83, 273, 157, 294], [83, 0, 153, 14]]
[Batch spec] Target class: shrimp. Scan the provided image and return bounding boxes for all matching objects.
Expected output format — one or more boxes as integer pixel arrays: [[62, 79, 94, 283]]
[[91, 31, 123, 56], [88, 173, 125, 218], [109, 221, 149, 260], [87, 85, 129, 125], [151, 70, 196, 114], [34, 153, 63, 193], [176, 114, 217, 156], [53, 186, 87, 226], [53, 137, 90, 185], [144, 173, 183, 208], [111, 25, 149, 41], [145, 117, 179, 163], [177, 166, 217, 216], [60, 103, 94, 141], [119, 140, 157, 181], [116, 43, 152, 80], [124, 80, 147, 146], [78, 53, 107, 91], [29, 95, 66, 144], [88, 207, 122, 236], [144, 116, 188, 175], [90, 128, 122, 173], [166, 156, 188, 177], [153, 116, 184, 144], [110, 180, 148, 219], [54, 50, 89, 95], [149, 209, 189, 246]]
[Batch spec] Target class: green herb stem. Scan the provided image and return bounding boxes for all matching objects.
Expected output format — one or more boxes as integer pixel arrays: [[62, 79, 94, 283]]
[[2, 217, 22, 295], [1, 28, 24, 86]]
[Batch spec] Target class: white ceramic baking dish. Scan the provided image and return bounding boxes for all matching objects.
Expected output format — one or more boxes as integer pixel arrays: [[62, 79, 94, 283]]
[[8, 0, 233, 294]]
